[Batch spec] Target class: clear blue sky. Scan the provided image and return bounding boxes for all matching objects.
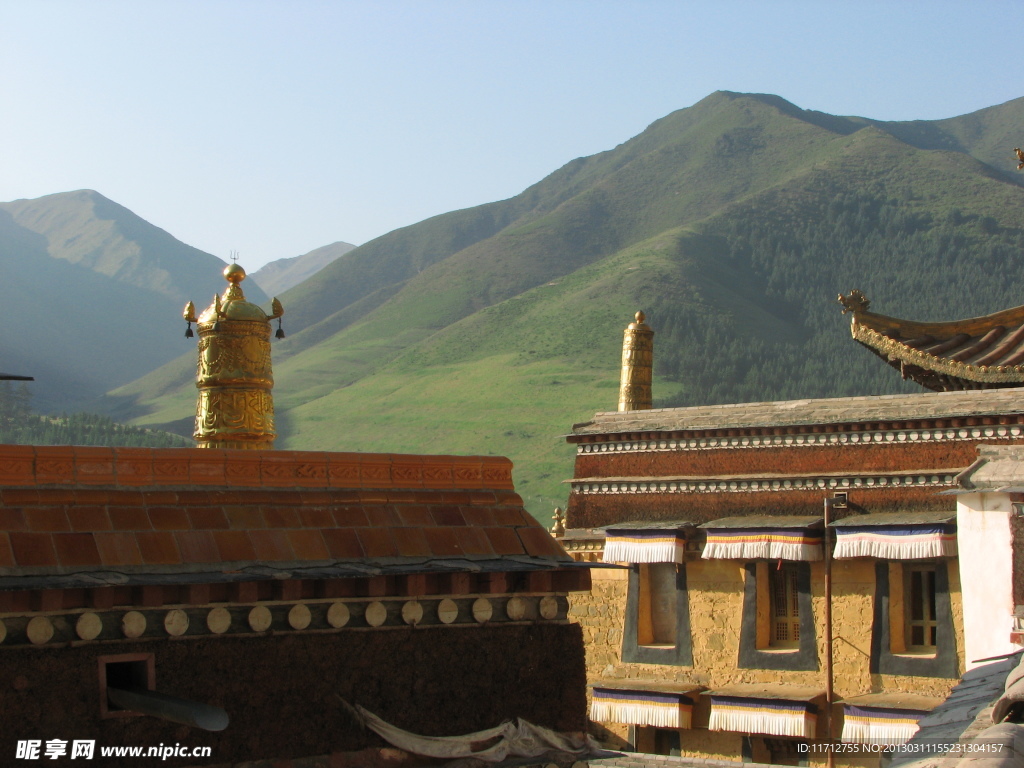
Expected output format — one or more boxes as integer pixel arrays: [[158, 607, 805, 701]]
[[2, 1, 1022, 269]]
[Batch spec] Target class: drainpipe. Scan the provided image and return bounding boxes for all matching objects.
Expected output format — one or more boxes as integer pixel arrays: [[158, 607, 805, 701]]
[[107, 687, 229, 732]]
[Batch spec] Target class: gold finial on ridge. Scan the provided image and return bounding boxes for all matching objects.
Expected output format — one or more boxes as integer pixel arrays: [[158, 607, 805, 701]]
[[183, 262, 285, 450], [618, 310, 654, 412], [838, 289, 870, 315], [550, 507, 565, 538]]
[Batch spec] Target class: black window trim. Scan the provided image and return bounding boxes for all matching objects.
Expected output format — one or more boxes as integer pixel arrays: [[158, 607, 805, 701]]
[[622, 563, 693, 666]]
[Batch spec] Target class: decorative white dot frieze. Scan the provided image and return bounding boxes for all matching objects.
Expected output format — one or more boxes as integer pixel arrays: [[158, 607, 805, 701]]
[[571, 473, 957, 495], [578, 425, 1020, 455]]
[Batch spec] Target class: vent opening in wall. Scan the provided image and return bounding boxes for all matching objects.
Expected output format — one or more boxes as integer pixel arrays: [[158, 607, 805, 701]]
[[99, 653, 154, 718]]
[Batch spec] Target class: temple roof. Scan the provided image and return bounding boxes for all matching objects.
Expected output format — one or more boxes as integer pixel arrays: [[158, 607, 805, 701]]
[[0, 446, 575, 588], [839, 290, 1024, 391], [568, 387, 1024, 438]]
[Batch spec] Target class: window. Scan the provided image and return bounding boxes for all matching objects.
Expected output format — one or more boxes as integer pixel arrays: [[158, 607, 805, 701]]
[[770, 564, 801, 649], [739, 562, 817, 670], [764, 738, 808, 766], [634, 726, 681, 756], [638, 563, 678, 647], [869, 561, 957, 678], [905, 565, 938, 651], [98, 653, 155, 719], [622, 563, 692, 666]]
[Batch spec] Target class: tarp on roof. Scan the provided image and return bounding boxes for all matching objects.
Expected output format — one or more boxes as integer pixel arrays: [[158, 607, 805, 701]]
[[347, 701, 597, 763]]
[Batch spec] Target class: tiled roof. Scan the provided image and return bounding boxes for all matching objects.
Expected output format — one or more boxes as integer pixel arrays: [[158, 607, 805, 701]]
[[568, 388, 1024, 438], [956, 445, 1024, 492], [698, 515, 823, 529], [830, 510, 956, 527], [706, 684, 824, 702], [603, 519, 694, 531], [839, 692, 944, 711], [0, 446, 572, 579], [847, 303, 1024, 391]]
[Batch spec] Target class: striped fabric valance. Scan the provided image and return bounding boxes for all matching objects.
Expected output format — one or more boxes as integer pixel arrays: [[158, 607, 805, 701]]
[[709, 696, 817, 739], [832, 525, 957, 560], [702, 529, 823, 562], [603, 529, 685, 564], [590, 688, 693, 729], [841, 705, 926, 744]]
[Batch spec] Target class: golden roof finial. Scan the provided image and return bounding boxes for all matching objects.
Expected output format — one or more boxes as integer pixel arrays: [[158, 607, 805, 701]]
[[182, 262, 285, 450], [838, 289, 870, 315], [618, 310, 654, 411], [549, 507, 565, 538]]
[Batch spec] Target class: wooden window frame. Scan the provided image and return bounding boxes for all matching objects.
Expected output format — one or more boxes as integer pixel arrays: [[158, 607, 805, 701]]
[[740, 562, 817, 670], [870, 560, 957, 678], [769, 563, 802, 649], [904, 564, 938, 652]]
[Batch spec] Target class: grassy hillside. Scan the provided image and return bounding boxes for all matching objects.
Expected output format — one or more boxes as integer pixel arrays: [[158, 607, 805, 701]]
[[107, 92, 1024, 523]]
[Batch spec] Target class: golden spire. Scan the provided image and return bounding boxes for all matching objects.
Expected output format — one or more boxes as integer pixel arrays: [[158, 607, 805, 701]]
[[183, 263, 284, 450], [618, 311, 654, 411]]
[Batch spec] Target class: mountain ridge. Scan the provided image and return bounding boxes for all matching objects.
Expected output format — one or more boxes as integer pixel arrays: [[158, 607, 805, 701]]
[[0, 189, 270, 410], [250, 241, 357, 296], [59, 92, 1024, 519]]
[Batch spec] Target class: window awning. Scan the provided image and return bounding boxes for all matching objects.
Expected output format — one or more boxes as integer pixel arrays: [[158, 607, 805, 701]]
[[590, 685, 697, 728], [840, 705, 928, 744], [700, 516, 823, 562], [708, 691, 819, 739], [832, 512, 957, 560], [839, 693, 941, 745], [602, 520, 692, 564]]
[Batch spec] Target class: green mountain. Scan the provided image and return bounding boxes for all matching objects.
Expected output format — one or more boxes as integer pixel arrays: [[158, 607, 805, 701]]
[[0, 190, 268, 412], [105, 92, 1024, 522]]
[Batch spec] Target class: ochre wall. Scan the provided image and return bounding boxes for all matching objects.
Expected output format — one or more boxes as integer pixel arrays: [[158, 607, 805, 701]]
[[572, 557, 964, 757], [0, 624, 586, 768]]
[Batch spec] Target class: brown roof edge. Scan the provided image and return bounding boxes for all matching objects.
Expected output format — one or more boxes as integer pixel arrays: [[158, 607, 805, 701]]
[[853, 304, 1024, 342], [567, 388, 1024, 437], [0, 445, 516, 492]]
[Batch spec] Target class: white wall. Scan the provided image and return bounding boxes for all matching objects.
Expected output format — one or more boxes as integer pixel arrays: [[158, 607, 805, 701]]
[[957, 492, 1016, 669]]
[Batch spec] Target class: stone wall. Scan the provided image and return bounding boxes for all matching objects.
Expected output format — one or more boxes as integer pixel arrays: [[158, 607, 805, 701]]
[[0, 623, 586, 768]]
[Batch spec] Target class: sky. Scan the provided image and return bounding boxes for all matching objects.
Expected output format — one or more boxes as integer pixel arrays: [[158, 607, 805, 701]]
[[1, 1, 1022, 270]]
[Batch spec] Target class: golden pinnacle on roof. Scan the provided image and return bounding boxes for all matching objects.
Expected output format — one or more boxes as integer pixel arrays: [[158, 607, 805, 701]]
[[618, 311, 654, 412], [837, 290, 870, 315], [182, 262, 285, 450]]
